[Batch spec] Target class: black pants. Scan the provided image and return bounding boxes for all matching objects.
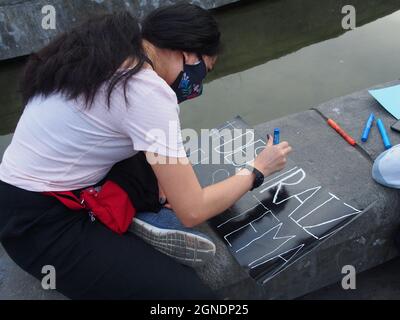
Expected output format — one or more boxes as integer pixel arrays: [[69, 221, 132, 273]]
[[0, 180, 215, 300]]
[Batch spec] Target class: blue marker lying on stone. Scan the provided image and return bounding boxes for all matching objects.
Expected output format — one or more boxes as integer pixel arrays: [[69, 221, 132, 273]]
[[361, 113, 375, 142], [377, 118, 392, 150]]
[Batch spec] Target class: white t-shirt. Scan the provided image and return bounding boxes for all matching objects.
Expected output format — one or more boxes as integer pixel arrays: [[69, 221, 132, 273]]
[[0, 68, 187, 192]]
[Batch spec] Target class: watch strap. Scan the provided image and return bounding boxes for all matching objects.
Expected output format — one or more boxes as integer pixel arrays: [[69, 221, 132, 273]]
[[244, 165, 264, 191]]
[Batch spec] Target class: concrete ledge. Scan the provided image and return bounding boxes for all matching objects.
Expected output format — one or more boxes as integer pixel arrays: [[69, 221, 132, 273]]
[[0, 0, 238, 61], [197, 82, 400, 299], [0, 245, 65, 300], [315, 80, 400, 160]]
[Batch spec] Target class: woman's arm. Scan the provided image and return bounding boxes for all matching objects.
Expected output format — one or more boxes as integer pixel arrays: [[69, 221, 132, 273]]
[[148, 136, 292, 227]]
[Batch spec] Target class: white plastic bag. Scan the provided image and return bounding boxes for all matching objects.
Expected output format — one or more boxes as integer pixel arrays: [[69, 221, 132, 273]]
[[372, 144, 400, 189]]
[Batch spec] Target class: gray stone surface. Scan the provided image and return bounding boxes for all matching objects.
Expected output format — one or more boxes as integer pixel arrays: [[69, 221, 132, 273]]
[[197, 108, 400, 300], [0, 244, 65, 299], [315, 80, 400, 160], [301, 256, 400, 300], [0, 0, 238, 61]]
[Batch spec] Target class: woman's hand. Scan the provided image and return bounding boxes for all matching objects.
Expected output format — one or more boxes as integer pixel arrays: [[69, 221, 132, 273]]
[[147, 135, 292, 227], [253, 135, 292, 177]]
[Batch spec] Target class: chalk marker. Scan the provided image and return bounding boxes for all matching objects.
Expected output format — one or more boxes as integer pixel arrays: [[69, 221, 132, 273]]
[[273, 128, 280, 145], [376, 118, 392, 150], [327, 119, 356, 146], [361, 113, 375, 142]]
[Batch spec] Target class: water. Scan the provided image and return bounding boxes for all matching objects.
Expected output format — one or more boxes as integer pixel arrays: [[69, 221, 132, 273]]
[[1, 0, 400, 157], [180, 0, 400, 131]]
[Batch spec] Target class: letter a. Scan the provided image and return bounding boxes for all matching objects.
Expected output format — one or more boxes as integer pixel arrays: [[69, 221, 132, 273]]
[[341, 5, 356, 30], [41, 265, 56, 290], [341, 265, 356, 290], [42, 5, 56, 30]]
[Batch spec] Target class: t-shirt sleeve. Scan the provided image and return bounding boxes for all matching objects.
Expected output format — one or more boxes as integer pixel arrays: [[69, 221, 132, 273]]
[[121, 78, 187, 158]]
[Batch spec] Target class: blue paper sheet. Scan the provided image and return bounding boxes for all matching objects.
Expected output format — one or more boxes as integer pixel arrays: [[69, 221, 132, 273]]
[[369, 84, 400, 120]]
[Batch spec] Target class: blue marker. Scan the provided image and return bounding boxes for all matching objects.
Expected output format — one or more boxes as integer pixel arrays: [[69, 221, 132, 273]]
[[376, 118, 392, 150], [273, 128, 280, 145], [361, 113, 375, 142]]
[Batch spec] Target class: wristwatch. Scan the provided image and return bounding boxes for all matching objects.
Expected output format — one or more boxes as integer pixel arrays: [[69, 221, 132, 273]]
[[243, 165, 264, 191]]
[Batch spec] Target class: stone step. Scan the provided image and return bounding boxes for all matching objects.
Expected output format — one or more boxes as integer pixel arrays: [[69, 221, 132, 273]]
[[0, 0, 239, 61], [197, 80, 400, 299]]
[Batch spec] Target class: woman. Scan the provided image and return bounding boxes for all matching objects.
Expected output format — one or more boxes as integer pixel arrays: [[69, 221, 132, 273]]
[[0, 3, 291, 299]]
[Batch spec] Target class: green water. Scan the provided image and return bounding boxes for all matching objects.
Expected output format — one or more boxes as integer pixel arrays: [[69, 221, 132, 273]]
[[1, 0, 400, 156]]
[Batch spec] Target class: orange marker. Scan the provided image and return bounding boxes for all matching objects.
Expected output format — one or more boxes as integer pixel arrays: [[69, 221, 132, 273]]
[[327, 118, 356, 146]]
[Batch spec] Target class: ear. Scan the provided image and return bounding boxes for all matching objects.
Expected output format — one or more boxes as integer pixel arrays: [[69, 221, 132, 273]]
[[182, 51, 190, 62], [183, 51, 200, 65], [203, 55, 217, 72]]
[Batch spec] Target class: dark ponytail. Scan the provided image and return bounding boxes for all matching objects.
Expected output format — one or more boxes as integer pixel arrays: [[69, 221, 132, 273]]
[[21, 3, 220, 109], [142, 2, 221, 56], [21, 12, 147, 109]]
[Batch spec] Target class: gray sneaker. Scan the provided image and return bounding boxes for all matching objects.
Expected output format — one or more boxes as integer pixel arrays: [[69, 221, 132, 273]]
[[130, 208, 216, 267]]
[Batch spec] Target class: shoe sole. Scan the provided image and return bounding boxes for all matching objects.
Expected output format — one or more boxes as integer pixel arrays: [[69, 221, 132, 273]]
[[131, 218, 216, 267]]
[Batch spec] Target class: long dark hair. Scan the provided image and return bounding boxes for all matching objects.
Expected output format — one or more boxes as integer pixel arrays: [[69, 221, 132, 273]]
[[21, 2, 221, 109]]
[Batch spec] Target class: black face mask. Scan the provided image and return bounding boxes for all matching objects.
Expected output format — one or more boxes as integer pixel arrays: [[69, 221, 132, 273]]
[[170, 54, 207, 104]]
